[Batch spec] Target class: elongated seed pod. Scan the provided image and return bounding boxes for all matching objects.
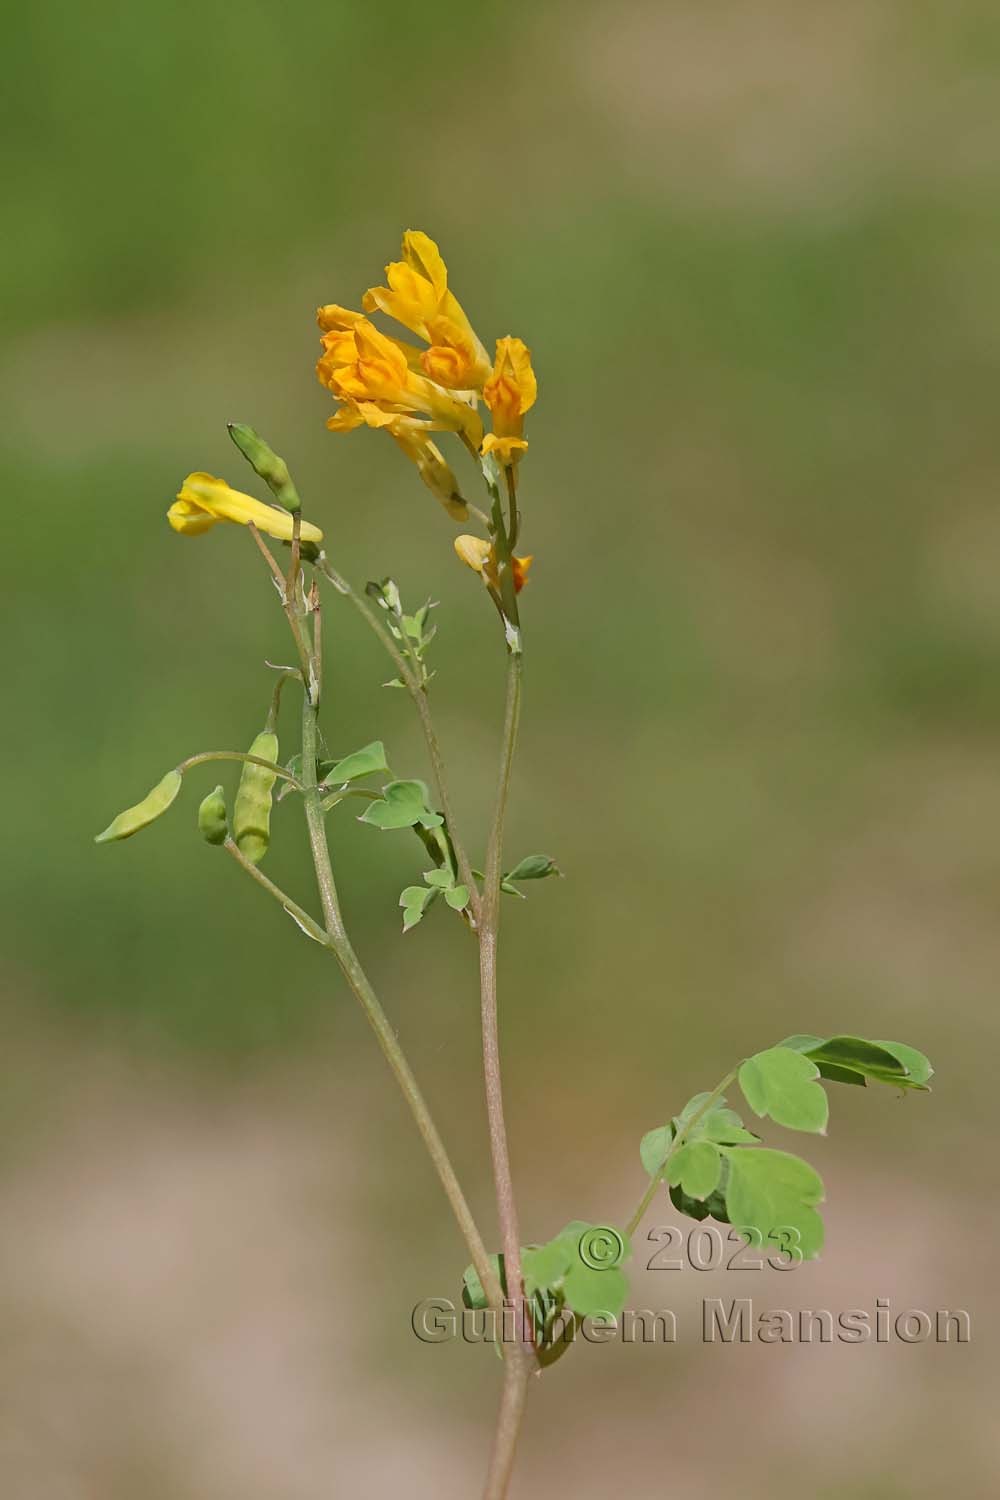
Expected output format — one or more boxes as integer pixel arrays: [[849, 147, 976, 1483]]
[[94, 769, 182, 843], [233, 731, 278, 864], [198, 785, 228, 846]]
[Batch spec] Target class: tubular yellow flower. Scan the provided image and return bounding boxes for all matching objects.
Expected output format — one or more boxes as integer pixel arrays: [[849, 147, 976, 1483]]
[[481, 336, 537, 466], [392, 429, 468, 522], [349, 405, 469, 521], [167, 473, 323, 543], [317, 317, 484, 448], [454, 535, 533, 593], [362, 230, 492, 392]]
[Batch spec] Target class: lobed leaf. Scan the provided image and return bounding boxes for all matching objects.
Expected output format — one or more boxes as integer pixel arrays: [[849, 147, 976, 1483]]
[[721, 1146, 825, 1260], [666, 1141, 722, 1200], [325, 741, 389, 784], [739, 1047, 829, 1133]]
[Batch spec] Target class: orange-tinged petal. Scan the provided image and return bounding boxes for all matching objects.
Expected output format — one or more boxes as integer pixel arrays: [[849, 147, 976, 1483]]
[[512, 554, 533, 592]]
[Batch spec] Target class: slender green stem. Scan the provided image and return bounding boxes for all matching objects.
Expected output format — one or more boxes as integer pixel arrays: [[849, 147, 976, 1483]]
[[241, 531, 500, 1308], [295, 586, 502, 1312], [315, 557, 481, 922], [479, 647, 533, 1500], [483, 1358, 531, 1500], [625, 1068, 740, 1238], [177, 750, 303, 791], [224, 836, 328, 943], [248, 523, 314, 691]]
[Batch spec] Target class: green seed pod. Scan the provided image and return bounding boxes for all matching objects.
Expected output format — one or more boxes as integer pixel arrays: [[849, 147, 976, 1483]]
[[198, 785, 228, 846], [94, 769, 182, 844], [233, 731, 279, 864], [227, 423, 301, 513]]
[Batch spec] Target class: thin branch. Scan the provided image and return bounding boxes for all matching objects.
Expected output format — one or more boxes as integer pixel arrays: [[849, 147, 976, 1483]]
[[177, 749, 303, 790], [315, 557, 481, 923]]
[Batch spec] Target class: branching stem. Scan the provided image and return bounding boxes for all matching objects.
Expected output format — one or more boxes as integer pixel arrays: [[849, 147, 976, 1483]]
[[315, 557, 481, 922]]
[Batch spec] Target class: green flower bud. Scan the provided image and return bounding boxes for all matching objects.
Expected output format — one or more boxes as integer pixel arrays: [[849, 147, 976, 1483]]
[[227, 422, 301, 513], [198, 785, 228, 846], [94, 769, 182, 844]]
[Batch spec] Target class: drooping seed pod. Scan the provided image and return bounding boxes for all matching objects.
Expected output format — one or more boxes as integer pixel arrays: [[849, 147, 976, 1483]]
[[198, 785, 228, 846], [94, 769, 183, 844], [233, 731, 279, 864]]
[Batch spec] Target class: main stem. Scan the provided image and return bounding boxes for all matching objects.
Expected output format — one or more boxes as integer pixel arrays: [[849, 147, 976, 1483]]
[[299, 648, 501, 1311], [241, 530, 502, 1312], [480, 649, 534, 1499]]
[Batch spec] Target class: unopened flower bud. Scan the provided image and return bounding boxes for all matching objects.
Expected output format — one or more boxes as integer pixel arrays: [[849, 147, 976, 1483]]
[[227, 423, 301, 513]]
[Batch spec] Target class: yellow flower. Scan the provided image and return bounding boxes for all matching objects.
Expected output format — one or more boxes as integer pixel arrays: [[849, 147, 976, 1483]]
[[167, 473, 323, 543], [362, 230, 492, 392], [317, 316, 484, 448], [348, 404, 468, 521], [481, 336, 537, 466], [454, 535, 533, 593]]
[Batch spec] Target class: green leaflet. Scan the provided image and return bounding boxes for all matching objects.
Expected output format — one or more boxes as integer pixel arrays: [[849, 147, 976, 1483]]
[[666, 1141, 722, 1200], [780, 1034, 933, 1091], [324, 741, 389, 784], [739, 1047, 829, 1134], [359, 780, 443, 831], [722, 1147, 825, 1261]]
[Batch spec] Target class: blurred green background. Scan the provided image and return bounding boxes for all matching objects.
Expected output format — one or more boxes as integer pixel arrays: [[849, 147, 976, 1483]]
[[3, 2, 997, 1496]]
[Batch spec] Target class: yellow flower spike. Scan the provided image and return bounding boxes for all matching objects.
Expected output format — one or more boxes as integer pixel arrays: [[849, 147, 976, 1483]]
[[454, 536, 533, 593], [362, 229, 492, 391], [482, 336, 537, 466], [167, 473, 323, 544]]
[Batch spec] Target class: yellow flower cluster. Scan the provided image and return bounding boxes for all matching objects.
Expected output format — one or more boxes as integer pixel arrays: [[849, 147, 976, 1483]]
[[316, 231, 537, 517]]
